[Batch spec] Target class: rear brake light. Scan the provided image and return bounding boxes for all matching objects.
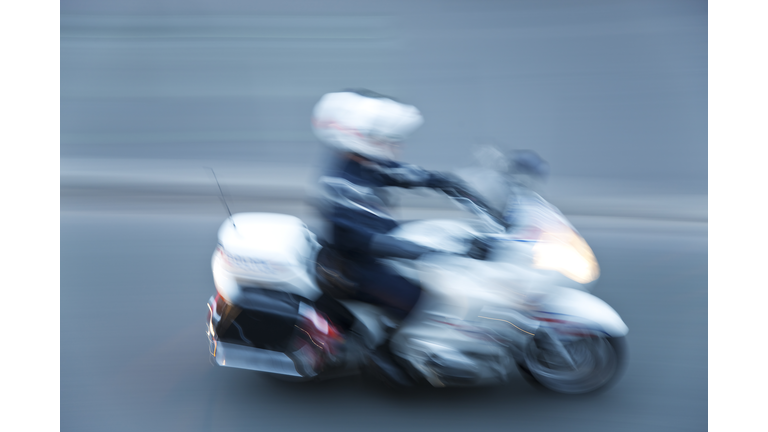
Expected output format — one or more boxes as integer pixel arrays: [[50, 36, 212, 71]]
[[214, 293, 226, 317]]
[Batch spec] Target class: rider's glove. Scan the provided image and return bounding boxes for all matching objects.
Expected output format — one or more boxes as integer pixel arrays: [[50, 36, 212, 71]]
[[466, 237, 493, 260], [426, 172, 464, 191]]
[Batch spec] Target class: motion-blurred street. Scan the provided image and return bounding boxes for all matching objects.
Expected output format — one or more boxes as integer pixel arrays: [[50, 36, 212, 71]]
[[60, 1, 707, 431], [61, 203, 706, 432]]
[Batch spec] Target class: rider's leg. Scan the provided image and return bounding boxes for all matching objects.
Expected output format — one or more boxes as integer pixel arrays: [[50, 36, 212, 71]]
[[348, 262, 422, 321], [347, 262, 422, 385]]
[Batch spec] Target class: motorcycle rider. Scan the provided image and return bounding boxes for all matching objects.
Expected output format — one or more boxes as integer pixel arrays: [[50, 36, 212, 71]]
[[311, 89, 460, 385]]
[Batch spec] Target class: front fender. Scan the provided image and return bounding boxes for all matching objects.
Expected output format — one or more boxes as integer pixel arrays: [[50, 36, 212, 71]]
[[532, 287, 628, 337]]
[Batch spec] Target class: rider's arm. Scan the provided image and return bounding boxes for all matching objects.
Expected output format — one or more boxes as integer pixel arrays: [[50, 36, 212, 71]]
[[330, 206, 436, 260], [368, 161, 456, 190], [369, 233, 436, 260], [319, 175, 438, 260]]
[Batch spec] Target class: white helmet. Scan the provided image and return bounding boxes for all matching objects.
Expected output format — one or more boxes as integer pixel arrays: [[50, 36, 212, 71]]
[[312, 90, 424, 161]]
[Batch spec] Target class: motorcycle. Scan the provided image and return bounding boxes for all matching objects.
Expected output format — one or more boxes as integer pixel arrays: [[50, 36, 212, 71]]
[[205, 150, 628, 394]]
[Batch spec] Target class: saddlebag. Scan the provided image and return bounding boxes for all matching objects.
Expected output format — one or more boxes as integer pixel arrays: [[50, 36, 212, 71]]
[[215, 288, 303, 352]]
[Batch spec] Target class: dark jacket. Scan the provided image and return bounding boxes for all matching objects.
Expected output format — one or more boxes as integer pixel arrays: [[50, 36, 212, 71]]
[[317, 154, 438, 264]]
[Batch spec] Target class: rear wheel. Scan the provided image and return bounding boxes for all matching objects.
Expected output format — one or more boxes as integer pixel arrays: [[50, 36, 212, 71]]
[[518, 336, 627, 394]]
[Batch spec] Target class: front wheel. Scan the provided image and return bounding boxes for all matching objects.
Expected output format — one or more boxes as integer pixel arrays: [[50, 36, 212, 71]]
[[518, 336, 627, 394]]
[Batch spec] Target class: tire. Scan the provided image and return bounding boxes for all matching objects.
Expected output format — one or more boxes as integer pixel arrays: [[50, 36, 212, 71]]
[[517, 336, 627, 395]]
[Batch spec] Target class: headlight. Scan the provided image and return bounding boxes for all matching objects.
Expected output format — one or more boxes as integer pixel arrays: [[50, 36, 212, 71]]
[[531, 228, 599, 284]]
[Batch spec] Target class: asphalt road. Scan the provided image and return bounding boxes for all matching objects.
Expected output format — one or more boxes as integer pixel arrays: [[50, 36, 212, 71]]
[[60, 199, 707, 432]]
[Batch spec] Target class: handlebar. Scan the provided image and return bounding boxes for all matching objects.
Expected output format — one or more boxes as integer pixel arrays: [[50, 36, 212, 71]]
[[439, 183, 510, 232]]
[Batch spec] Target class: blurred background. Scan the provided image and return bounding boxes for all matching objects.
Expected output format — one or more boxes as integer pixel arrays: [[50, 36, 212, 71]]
[[60, 1, 707, 431]]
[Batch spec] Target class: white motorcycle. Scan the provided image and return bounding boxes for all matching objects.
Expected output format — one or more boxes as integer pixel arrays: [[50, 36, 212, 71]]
[[205, 154, 628, 394]]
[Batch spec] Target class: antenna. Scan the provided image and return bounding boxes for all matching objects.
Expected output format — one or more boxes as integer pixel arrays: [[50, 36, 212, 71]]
[[207, 167, 236, 230]]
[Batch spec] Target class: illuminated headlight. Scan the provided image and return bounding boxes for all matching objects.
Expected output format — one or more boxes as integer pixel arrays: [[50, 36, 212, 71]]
[[532, 229, 599, 284]]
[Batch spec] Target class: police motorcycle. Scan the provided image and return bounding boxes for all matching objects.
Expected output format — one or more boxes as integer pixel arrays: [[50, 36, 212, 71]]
[[205, 149, 628, 394]]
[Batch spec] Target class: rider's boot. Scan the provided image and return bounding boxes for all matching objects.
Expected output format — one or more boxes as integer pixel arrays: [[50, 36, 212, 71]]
[[367, 341, 415, 387], [366, 315, 416, 387]]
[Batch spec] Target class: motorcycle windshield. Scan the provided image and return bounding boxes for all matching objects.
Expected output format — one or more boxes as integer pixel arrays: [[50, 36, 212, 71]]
[[455, 167, 599, 284]]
